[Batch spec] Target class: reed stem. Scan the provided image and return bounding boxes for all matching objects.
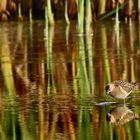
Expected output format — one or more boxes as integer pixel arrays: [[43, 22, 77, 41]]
[[98, 0, 106, 16], [138, 0, 140, 20], [85, 0, 92, 29], [116, 3, 119, 26], [29, 8, 32, 23], [77, 0, 84, 33], [46, 0, 54, 26], [65, 0, 70, 25]]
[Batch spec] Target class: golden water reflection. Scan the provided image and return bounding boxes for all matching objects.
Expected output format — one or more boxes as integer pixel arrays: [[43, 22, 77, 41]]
[[0, 20, 140, 139]]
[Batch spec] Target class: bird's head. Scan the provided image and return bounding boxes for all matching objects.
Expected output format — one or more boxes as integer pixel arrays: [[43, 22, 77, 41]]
[[106, 84, 115, 94]]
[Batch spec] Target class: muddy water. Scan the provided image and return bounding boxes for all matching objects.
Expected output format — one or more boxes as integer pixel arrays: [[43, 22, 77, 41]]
[[0, 20, 140, 140]]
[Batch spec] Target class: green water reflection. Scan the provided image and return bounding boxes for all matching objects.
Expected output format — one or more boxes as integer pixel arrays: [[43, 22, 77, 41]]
[[0, 20, 140, 140]]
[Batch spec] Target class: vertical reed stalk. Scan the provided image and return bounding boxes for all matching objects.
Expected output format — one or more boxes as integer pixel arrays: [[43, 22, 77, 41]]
[[72, 60, 78, 95], [29, 0, 32, 22], [78, 109, 93, 139], [115, 3, 120, 55], [18, 113, 32, 140], [29, 8, 32, 23], [1, 50, 15, 96], [38, 88, 45, 140], [12, 114, 16, 140], [18, 2, 22, 20], [1, 41, 16, 97], [101, 25, 111, 83], [77, 0, 84, 33], [98, 0, 106, 16], [48, 112, 58, 139], [0, 125, 6, 140], [65, 0, 70, 25], [115, 24, 120, 50], [130, 58, 136, 102], [71, 40, 78, 95], [45, 6, 48, 25], [44, 24, 55, 94], [116, 3, 119, 28], [85, 0, 92, 30], [77, 35, 90, 97], [18, 2, 21, 17], [139, 0, 140, 20], [85, 27, 94, 94], [139, 19, 140, 45], [62, 111, 76, 140], [129, 21, 135, 81], [133, 121, 140, 139], [126, 125, 133, 139], [46, 0, 54, 26], [65, 25, 70, 46]]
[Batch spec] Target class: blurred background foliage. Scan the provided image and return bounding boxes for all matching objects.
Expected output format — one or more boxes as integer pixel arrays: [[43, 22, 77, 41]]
[[0, 0, 139, 21]]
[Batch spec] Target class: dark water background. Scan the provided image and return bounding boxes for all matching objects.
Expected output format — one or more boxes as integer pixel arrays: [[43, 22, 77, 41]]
[[0, 20, 140, 140]]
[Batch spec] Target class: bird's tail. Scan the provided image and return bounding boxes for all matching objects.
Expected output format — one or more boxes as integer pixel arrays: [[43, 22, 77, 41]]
[[132, 82, 138, 91], [132, 82, 138, 86]]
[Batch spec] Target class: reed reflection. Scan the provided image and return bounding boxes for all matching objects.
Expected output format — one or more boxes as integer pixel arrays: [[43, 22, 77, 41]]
[[0, 20, 140, 140], [0, 24, 16, 97]]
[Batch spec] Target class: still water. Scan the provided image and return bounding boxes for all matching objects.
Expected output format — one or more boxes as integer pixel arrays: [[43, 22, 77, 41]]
[[0, 20, 140, 140]]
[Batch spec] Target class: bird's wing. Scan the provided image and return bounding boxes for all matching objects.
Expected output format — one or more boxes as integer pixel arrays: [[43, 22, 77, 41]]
[[113, 80, 137, 93]]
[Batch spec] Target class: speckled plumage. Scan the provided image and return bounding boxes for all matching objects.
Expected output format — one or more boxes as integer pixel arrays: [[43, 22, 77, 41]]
[[106, 80, 138, 99]]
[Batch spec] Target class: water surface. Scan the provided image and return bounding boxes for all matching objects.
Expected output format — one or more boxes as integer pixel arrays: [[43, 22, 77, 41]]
[[0, 20, 140, 140]]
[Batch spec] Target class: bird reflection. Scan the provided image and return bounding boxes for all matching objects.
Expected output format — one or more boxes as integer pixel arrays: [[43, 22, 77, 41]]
[[107, 105, 139, 125]]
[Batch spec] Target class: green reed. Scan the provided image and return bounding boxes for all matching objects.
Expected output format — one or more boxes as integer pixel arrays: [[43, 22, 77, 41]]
[[0, 30, 16, 97], [77, 34, 90, 97], [126, 125, 133, 140], [1, 46, 16, 97], [1, 0, 140, 21], [44, 24, 56, 94], [85, 26, 94, 95], [65, 0, 70, 25], [100, 24, 111, 83], [29, 8, 32, 23], [85, 0, 92, 30], [18, 2, 22, 20], [0, 124, 6, 140], [77, 0, 92, 33], [18, 114, 33, 140], [99, 3, 125, 21], [46, 0, 54, 26], [138, 0, 140, 20], [98, 0, 106, 17], [78, 109, 93, 140], [77, 0, 84, 33]]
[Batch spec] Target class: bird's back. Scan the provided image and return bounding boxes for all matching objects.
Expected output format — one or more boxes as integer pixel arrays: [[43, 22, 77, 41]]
[[113, 80, 138, 94]]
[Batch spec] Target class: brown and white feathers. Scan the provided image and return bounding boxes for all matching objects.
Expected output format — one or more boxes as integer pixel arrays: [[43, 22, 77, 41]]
[[106, 80, 138, 99]]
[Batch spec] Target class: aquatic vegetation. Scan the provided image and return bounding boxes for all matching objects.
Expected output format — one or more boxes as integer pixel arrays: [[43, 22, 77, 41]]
[[0, 17, 140, 139], [0, 0, 139, 22]]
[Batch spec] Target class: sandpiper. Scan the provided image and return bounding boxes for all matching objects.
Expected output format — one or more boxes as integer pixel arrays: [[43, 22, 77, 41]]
[[106, 80, 138, 100]]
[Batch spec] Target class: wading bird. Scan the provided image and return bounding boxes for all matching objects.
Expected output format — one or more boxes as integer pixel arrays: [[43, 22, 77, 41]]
[[106, 80, 138, 102]]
